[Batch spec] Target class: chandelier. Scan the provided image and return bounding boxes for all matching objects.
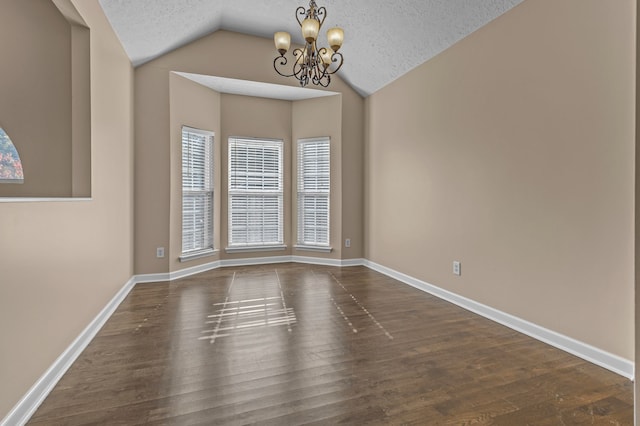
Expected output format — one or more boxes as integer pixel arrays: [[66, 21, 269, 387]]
[[273, 0, 344, 88]]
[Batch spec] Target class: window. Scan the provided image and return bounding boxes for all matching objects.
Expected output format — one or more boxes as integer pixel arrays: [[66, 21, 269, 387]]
[[0, 128, 24, 184], [297, 137, 330, 248], [228, 137, 284, 249], [181, 126, 214, 259]]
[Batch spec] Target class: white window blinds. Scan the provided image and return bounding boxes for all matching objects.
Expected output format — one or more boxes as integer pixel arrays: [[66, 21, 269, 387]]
[[181, 127, 214, 255], [297, 137, 330, 246], [228, 137, 284, 247]]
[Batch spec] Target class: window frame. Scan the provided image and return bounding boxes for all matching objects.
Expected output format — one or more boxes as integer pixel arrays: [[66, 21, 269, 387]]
[[227, 137, 285, 252], [295, 137, 331, 252], [180, 126, 215, 261]]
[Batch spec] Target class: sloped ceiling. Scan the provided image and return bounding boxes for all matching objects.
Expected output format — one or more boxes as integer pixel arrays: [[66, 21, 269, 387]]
[[99, 0, 525, 97]]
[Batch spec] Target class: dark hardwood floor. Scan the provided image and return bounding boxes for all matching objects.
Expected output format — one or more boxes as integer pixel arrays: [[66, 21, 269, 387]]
[[29, 263, 633, 425]]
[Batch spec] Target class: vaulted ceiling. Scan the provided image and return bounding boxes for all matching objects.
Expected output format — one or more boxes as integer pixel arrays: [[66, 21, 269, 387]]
[[98, 0, 525, 97]]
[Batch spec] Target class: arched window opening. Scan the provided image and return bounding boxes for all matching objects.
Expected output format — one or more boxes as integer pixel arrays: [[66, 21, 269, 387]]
[[0, 128, 24, 184]]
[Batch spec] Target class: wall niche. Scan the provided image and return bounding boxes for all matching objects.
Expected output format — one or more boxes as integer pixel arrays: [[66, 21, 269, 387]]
[[0, 0, 90, 198]]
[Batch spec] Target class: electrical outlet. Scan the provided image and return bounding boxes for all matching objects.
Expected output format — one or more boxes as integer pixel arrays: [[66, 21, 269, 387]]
[[156, 247, 165, 258], [453, 261, 461, 276], [345, 238, 351, 248]]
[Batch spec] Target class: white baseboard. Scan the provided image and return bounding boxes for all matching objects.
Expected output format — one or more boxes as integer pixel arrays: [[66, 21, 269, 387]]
[[1, 277, 136, 426], [339, 257, 366, 267], [133, 272, 170, 284], [170, 260, 222, 281], [364, 260, 634, 380], [221, 255, 293, 268], [134, 256, 366, 284], [291, 256, 365, 267]]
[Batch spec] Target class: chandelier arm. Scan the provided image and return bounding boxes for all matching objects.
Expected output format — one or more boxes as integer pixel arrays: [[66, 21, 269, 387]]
[[311, 62, 328, 87], [292, 47, 305, 72], [299, 72, 309, 87], [310, 51, 325, 86], [295, 6, 306, 26], [318, 75, 330, 87], [293, 62, 305, 81], [292, 48, 308, 82], [310, 65, 320, 86], [274, 54, 297, 78], [326, 52, 344, 74], [316, 7, 326, 28], [314, 62, 330, 87]]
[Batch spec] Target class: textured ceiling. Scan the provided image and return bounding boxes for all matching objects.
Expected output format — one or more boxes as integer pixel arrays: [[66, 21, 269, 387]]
[[99, 0, 525, 96]]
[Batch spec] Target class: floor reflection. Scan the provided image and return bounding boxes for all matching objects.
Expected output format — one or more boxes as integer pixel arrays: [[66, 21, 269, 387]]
[[200, 271, 297, 343]]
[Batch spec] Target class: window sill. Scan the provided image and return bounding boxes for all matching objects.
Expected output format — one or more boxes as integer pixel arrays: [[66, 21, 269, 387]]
[[225, 244, 287, 254], [0, 197, 92, 203], [179, 249, 219, 263], [294, 245, 333, 253]]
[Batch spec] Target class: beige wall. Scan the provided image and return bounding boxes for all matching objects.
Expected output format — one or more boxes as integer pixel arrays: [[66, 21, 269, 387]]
[[134, 65, 171, 274], [339, 88, 365, 259], [634, 3, 640, 414], [366, 0, 635, 360], [0, 0, 134, 419], [169, 74, 222, 272], [135, 30, 364, 274]]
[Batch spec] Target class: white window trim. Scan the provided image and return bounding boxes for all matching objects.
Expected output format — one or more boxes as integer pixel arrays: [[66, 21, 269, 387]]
[[225, 245, 287, 254], [293, 244, 333, 253], [227, 137, 284, 250], [297, 136, 331, 249], [181, 126, 215, 259]]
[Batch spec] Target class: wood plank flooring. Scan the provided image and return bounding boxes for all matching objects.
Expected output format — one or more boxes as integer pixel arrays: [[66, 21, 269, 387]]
[[28, 263, 633, 425]]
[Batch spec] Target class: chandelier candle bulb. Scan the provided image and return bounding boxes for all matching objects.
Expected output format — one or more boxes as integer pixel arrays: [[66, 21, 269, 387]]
[[301, 18, 320, 42], [327, 27, 344, 52], [274, 32, 291, 55]]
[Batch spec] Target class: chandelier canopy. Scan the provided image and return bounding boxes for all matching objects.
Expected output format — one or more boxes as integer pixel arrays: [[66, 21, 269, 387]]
[[273, 0, 344, 88]]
